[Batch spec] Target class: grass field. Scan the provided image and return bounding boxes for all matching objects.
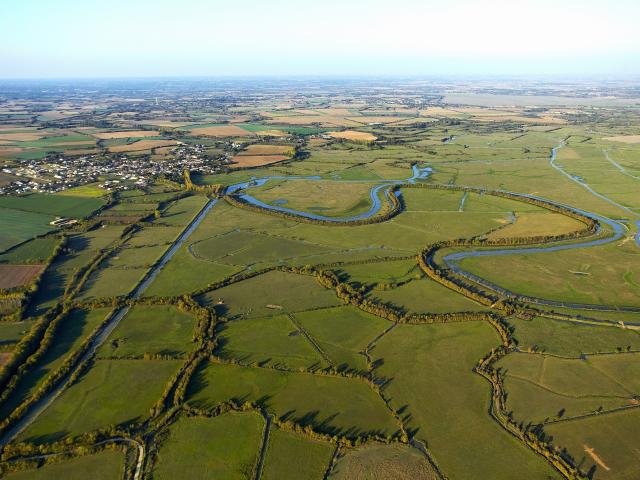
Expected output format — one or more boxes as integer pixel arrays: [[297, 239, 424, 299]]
[[4, 449, 125, 480], [97, 305, 196, 358], [543, 408, 640, 480], [0, 320, 35, 348], [25, 226, 125, 317], [329, 443, 439, 480], [0, 207, 54, 252], [198, 270, 341, 319], [371, 277, 489, 314], [0, 193, 105, 218], [0, 308, 112, 420], [460, 242, 640, 307], [20, 359, 181, 443], [0, 237, 59, 264], [372, 322, 560, 479], [216, 314, 328, 370], [294, 306, 390, 371], [509, 316, 640, 356], [497, 352, 640, 424], [250, 179, 378, 218], [262, 428, 334, 480], [153, 413, 264, 480], [187, 362, 399, 438]]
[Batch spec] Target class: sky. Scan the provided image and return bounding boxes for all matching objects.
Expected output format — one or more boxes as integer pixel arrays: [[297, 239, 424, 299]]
[[1, 0, 640, 78]]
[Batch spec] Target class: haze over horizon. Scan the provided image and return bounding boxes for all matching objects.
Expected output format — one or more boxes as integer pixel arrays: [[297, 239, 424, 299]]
[[2, 0, 640, 79]]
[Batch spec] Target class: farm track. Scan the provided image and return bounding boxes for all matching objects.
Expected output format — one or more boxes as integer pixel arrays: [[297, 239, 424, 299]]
[[0, 199, 217, 448]]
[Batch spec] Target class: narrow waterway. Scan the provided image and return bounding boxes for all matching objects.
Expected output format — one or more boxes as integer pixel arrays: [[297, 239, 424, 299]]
[[226, 165, 432, 222]]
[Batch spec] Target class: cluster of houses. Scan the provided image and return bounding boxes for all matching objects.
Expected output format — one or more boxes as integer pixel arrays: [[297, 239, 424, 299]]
[[0, 144, 228, 195]]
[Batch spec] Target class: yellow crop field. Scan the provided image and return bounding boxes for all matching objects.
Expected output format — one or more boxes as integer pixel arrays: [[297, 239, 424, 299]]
[[603, 135, 640, 144], [238, 144, 293, 156], [328, 130, 377, 142], [93, 130, 160, 139], [0, 132, 47, 142], [189, 125, 251, 137], [108, 140, 177, 153], [230, 154, 289, 168]]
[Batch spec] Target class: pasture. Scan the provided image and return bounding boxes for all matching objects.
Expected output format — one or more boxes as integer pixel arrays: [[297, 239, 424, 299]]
[[372, 322, 559, 479], [20, 359, 182, 443], [153, 413, 264, 480], [460, 242, 640, 307], [215, 314, 328, 370], [98, 305, 196, 358], [187, 362, 400, 438], [198, 270, 341, 319], [262, 428, 334, 480], [4, 450, 125, 480]]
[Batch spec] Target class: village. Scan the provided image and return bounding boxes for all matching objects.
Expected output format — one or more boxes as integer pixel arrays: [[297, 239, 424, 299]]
[[0, 143, 229, 195]]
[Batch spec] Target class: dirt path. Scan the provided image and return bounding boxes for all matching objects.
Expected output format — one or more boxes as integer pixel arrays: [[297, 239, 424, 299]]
[[584, 445, 611, 471]]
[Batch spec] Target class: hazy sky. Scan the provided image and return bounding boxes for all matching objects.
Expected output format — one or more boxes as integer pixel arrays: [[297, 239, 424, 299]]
[[1, 0, 640, 78]]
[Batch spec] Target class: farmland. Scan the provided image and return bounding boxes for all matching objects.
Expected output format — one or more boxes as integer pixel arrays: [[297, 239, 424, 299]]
[[0, 78, 639, 480]]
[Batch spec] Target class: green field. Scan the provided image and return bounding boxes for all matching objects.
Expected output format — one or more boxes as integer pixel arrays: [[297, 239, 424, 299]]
[[97, 305, 196, 358], [153, 413, 264, 480], [460, 242, 640, 307], [198, 270, 341, 318], [509, 316, 640, 356], [497, 352, 640, 423], [372, 322, 560, 479], [187, 361, 399, 438], [294, 306, 390, 371], [0, 308, 112, 420], [0, 207, 54, 252], [262, 428, 334, 480], [20, 359, 181, 443], [543, 408, 640, 480], [216, 314, 328, 370], [3, 85, 640, 479], [0, 193, 105, 218], [3, 449, 125, 480], [0, 236, 59, 264]]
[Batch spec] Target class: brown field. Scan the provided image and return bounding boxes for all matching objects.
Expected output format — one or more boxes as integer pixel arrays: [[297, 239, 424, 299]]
[[138, 120, 198, 128], [93, 130, 160, 139], [0, 132, 47, 142], [254, 129, 288, 137], [0, 265, 45, 289], [328, 130, 377, 142], [0, 353, 12, 367], [189, 125, 252, 137], [238, 144, 293, 156], [64, 148, 100, 156], [49, 140, 96, 147], [347, 116, 407, 124], [230, 154, 288, 168], [0, 147, 24, 156], [108, 140, 177, 153], [0, 126, 37, 132], [603, 135, 640, 144], [265, 115, 360, 127]]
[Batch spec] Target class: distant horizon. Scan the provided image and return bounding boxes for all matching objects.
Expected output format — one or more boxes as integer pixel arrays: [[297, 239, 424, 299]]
[[2, 0, 640, 79]]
